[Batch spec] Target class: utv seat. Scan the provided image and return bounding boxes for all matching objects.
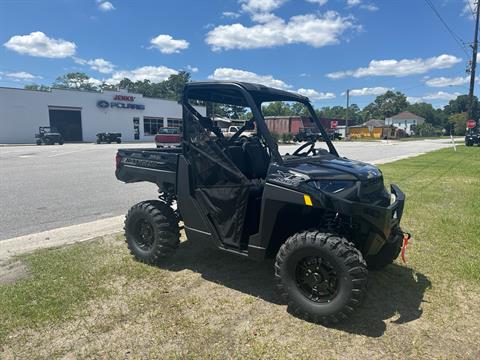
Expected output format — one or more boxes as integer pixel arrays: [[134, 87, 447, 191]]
[[242, 139, 270, 179], [225, 145, 249, 177]]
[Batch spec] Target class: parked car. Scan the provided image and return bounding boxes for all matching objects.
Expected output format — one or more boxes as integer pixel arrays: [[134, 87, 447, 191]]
[[35, 126, 64, 145], [115, 81, 409, 324], [154, 127, 182, 148], [222, 125, 254, 138], [96, 132, 122, 144]]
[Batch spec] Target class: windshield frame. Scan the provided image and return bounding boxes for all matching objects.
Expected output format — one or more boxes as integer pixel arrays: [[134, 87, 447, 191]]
[[182, 82, 339, 164]]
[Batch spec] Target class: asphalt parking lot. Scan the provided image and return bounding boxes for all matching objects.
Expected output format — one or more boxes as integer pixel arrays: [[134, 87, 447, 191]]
[[0, 138, 456, 240]]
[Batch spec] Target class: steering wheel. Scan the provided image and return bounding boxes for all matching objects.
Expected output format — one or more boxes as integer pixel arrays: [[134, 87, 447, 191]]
[[292, 140, 316, 156]]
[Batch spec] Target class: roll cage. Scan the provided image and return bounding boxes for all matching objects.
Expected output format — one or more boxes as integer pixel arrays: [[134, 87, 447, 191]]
[[180, 81, 339, 161]]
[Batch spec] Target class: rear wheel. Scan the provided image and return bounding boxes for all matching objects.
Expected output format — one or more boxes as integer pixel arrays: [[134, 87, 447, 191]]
[[275, 231, 367, 324], [124, 200, 180, 265]]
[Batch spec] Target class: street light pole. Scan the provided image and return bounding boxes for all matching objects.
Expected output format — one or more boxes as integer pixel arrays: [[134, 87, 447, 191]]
[[345, 89, 350, 141]]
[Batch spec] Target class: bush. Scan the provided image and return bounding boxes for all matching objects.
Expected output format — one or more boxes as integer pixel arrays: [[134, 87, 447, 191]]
[[270, 132, 280, 143], [281, 133, 293, 143]]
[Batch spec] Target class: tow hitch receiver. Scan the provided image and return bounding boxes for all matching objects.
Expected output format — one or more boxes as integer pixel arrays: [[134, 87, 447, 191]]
[[401, 233, 411, 263]]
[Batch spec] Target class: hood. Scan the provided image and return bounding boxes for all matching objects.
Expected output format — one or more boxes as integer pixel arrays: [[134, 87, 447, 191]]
[[277, 155, 382, 182]]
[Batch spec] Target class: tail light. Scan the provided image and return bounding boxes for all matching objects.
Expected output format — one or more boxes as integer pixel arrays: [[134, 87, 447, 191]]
[[115, 152, 122, 169]]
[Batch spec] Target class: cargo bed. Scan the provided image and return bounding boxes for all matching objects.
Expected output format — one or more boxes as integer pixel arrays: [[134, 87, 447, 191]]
[[115, 147, 181, 186]]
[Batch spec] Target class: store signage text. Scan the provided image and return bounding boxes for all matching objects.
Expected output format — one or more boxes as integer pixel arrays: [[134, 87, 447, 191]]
[[113, 95, 135, 101], [97, 99, 145, 110]]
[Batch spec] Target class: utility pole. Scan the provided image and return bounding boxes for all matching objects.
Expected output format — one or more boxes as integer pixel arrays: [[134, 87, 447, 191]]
[[468, 0, 480, 120], [345, 89, 350, 141]]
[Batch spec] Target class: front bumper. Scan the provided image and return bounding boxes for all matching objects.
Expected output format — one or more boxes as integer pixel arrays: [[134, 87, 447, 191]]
[[326, 184, 405, 241]]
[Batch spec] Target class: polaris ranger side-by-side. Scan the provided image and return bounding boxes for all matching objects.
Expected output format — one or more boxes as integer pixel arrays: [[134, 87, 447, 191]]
[[115, 82, 409, 323], [35, 126, 64, 145]]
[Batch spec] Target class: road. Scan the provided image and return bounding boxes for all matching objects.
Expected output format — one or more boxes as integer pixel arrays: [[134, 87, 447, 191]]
[[0, 139, 456, 240]]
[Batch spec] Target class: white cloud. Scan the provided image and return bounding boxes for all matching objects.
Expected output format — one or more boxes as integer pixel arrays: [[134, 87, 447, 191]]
[[360, 4, 378, 11], [326, 54, 462, 79], [347, 87, 391, 96], [297, 88, 336, 100], [97, 1, 115, 12], [424, 76, 470, 87], [107, 66, 178, 84], [5, 71, 40, 80], [3, 31, 76, 58], [462, 0, 476, 18], [150, 34, 189, 54], [347, 0, 361, 6], [186, 65, 199, 73], [240, 0, 286, 14], [422, 91, 462, 101], [209, 67, 291, 89], [408, 91, 462, 103], [74, 57, 115, 74], [88, 77, 104, 87], [206, 11, 355, 51], [222, 11, 241, 18], [306, 0, 328, 5]]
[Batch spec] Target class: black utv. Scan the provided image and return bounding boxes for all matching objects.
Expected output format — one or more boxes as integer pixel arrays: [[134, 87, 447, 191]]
[[115, 81, 409, 324], [35, 126, 64, 145], [294, 127, 322, 142], [96, 132, 122, 144], [465, 128, 479, 146]]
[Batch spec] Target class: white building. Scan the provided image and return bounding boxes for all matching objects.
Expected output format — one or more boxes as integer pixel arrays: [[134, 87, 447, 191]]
[[0, 87, 205, 144], [385, 111, 425, 136]]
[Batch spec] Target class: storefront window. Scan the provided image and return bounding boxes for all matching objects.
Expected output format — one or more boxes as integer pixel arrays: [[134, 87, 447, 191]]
[[167, 118, 182, 131], [143, 117, 164, 135]]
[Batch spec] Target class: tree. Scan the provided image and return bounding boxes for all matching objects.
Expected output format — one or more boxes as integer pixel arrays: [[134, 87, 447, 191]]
[[448, 113, 467, 136], [362, 91, 408, 119], [53, 72, 99, 91], [316, 104, 363, 125], [24, 84, 50, 91], [262, 101, 294, 116], [444, 94, 479, 120]]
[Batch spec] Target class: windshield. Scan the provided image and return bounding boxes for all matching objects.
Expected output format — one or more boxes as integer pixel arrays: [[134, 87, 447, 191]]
[[158, 128, 180, 134], [260, 100, 338, 158]]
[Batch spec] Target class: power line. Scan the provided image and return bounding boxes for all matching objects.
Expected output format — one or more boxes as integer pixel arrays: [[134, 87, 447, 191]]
[[423, 0, 470, 56]]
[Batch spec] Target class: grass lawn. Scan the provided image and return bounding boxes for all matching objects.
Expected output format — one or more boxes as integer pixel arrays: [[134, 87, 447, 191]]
[[1, 147, 479, 359]]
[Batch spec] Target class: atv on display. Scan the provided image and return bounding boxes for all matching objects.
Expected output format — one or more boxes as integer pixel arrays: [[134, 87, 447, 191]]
[[35, 126, 64, 145], [115, 81, 409, 324], [96, 132, 122, 144]]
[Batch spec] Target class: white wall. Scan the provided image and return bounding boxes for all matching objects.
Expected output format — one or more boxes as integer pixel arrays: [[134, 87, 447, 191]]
[[0, 87, 204, 143]]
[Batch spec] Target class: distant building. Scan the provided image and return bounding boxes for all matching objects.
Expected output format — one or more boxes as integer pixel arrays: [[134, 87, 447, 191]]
[[385, 111, 425, 135], [349, 119, 396, 139], [0, 86, 205, 143]]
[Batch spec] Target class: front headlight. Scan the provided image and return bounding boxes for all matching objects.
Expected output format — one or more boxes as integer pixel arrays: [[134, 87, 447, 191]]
[[307, 179, 356, 193], [390, 193, 397, 205]]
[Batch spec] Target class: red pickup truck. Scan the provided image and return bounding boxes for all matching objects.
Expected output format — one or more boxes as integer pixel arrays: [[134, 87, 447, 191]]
[[154, 127, 181, 148]]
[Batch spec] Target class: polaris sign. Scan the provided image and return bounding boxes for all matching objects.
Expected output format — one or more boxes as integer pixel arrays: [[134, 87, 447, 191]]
[[97, 99, 145, 110]]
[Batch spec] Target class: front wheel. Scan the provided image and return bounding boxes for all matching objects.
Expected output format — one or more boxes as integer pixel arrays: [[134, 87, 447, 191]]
[[275, 231, 367, 324], [124, 200, 180, 265]]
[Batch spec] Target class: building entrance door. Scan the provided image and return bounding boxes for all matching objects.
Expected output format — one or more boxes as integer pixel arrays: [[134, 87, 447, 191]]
[[49, 107, 83, 141]]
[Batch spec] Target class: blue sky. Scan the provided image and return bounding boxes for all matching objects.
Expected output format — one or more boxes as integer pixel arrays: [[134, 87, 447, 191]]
[[0, 0, 477, 108]]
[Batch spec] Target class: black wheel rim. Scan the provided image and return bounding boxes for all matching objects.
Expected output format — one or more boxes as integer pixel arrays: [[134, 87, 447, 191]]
[[134, 219, 155, 250], [295, 256, 338, 303]]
